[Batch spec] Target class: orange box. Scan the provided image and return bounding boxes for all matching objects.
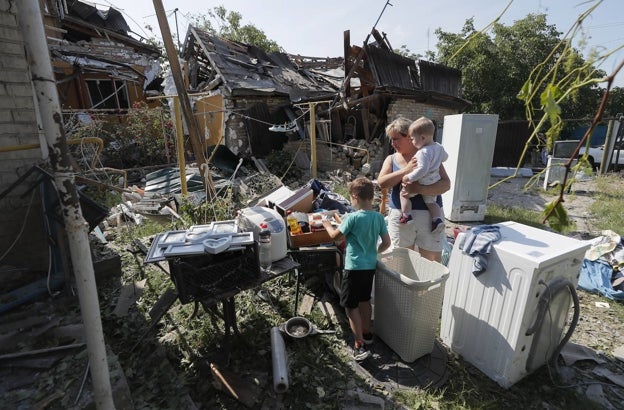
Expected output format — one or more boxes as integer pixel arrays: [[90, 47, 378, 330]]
[[287, 212, 341, 248], [288, 229, 334, 248]]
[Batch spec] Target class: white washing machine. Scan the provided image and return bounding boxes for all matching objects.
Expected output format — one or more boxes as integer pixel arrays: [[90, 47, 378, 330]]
[[440, 221, 590, 388]]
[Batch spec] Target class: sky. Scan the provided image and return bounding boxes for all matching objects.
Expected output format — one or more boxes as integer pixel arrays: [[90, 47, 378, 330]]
[[99, 0, 623, 87]]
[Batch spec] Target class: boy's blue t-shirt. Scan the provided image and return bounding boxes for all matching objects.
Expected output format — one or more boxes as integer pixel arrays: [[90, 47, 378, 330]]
[[338, 210, 388, 270]]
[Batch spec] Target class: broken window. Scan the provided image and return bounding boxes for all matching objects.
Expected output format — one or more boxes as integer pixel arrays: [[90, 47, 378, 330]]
[[85, 79, 129, 110]]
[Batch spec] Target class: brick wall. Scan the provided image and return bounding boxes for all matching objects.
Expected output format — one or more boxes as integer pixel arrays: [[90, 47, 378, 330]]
[[387, 99, 458, 127], [0, 0, 48, 270]]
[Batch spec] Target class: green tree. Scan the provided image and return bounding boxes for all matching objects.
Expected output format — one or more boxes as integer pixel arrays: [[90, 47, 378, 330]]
[[433, 14, 603, 120], [605, 86, 624, 117], [189, 6, 282, 53], [435, 18, 501, 114], [394, 45, 422, 60]]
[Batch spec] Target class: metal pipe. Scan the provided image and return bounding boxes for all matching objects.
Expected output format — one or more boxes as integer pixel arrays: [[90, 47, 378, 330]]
[[270, 326, 289, 393]]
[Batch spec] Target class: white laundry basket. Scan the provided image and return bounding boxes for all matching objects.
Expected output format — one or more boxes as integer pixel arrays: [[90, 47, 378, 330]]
[[375, 248, 450, 362]]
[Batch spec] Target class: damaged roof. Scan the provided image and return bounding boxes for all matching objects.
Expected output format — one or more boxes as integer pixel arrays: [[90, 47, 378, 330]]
[[366, 45, 466, 107], [181, 26, 339, 101], [66, 1, 131, 34], [181, 24, 467, 109], [52, 1, 160, 57], [45, 1, 161, 90]]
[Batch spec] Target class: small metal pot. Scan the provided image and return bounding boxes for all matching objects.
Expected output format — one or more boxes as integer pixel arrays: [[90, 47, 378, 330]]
[[280, 317, 335, 339]]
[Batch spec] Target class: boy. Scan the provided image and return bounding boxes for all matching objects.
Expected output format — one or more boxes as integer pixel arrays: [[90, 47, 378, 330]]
[[322, 176, 391, 361], [399, 117, 448, 234]]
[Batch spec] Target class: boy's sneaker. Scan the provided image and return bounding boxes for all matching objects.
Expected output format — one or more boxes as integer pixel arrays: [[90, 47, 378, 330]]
[[399, 214, 412, 224], [353, 345, 371, 361], [431, 218, 445, 234], [362, 332, 374, 345]]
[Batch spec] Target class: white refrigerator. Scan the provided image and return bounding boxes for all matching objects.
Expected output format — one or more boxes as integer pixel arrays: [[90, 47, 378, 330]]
[[439, 221, 590, 388], [440, 114, 499, 222]]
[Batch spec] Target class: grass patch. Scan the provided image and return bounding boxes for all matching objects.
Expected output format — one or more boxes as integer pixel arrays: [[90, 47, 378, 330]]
[[484, 203, 548, 230], [589, 174, 624, 233], [487, 173, 624, 234]]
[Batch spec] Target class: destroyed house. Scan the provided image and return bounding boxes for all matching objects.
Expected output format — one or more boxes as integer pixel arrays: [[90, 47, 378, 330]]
[[181, 25, 341, 158], [335, 29, 470, 143], [42, 0, 162, 112], [181, 25, 469, 167]]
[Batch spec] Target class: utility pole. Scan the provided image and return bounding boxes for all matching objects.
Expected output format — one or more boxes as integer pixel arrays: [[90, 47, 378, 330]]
[[173, 8, 180, 50], [17, 1, 114, 408], [153, 0, 215, 198]]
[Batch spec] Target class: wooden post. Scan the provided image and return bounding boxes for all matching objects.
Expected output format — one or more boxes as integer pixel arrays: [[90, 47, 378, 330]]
[[172, 97, 188, 195], [310, 102, 317, 179], [152, 0, 214, 198]]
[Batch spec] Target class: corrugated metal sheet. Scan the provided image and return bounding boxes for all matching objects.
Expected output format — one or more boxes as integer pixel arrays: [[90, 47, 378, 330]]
[[419, 60, 462, 98], [365, 45, 420, 91]]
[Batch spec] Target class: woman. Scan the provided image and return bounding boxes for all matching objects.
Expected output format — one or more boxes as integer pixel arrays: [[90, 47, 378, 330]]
[[377, 117, 450, 262]]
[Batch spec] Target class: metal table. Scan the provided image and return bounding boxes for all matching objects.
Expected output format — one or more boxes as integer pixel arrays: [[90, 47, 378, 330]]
[[192, 256, 301, 337], [141, 233, 301, 338]]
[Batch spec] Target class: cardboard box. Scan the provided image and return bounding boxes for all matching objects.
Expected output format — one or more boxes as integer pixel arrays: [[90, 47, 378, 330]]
[[275, 184, 314, 216]]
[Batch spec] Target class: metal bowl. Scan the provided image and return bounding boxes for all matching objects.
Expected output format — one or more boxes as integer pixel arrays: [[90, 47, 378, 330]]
[[284, 316, 312, 338]]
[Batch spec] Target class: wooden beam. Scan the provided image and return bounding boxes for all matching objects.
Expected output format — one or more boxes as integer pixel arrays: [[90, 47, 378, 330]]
[[153, 0, 215, 198]]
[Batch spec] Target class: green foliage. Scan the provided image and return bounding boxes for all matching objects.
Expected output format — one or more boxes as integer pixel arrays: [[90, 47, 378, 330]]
[[189, 5, 282, 53], [177, 191, 237, 225], [65, 104, 174, 169], [435, 3, 622, 228], [394, 45, 422, 60], [485, 203, 554, 230], [542, 199, 574, 232], [605, 87, 624, 117], [434, 13, 605, 121], [107, 101, 174, 168], [115, 218, 175, 246], [392, 388, 444, 409], [65, 112, 108, 141]]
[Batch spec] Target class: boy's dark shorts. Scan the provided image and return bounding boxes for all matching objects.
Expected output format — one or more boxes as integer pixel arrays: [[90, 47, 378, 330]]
[[340, 269, 375, 309]]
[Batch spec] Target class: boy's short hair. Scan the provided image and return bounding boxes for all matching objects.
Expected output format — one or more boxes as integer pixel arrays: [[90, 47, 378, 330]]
[[409, 117, 435, 142], [349, 176, 374, 201]]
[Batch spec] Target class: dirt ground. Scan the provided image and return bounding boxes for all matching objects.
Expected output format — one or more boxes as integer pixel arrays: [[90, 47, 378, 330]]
[[483, 174, 598, 233]]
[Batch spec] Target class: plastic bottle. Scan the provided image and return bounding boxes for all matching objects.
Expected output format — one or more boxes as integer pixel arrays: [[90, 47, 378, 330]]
[[286, 211, 302, 235], [258, 222, 272, 272]]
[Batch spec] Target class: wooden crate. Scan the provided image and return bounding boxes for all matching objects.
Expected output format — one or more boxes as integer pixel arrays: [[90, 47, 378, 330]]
[[288, 229, 334, 248]]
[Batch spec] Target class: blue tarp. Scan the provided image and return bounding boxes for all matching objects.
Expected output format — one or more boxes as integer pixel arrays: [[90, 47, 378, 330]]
[[578, 258, 624, 300]]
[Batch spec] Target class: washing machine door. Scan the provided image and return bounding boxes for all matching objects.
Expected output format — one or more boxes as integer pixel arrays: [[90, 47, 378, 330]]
[[525, 278, 577, 373]]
